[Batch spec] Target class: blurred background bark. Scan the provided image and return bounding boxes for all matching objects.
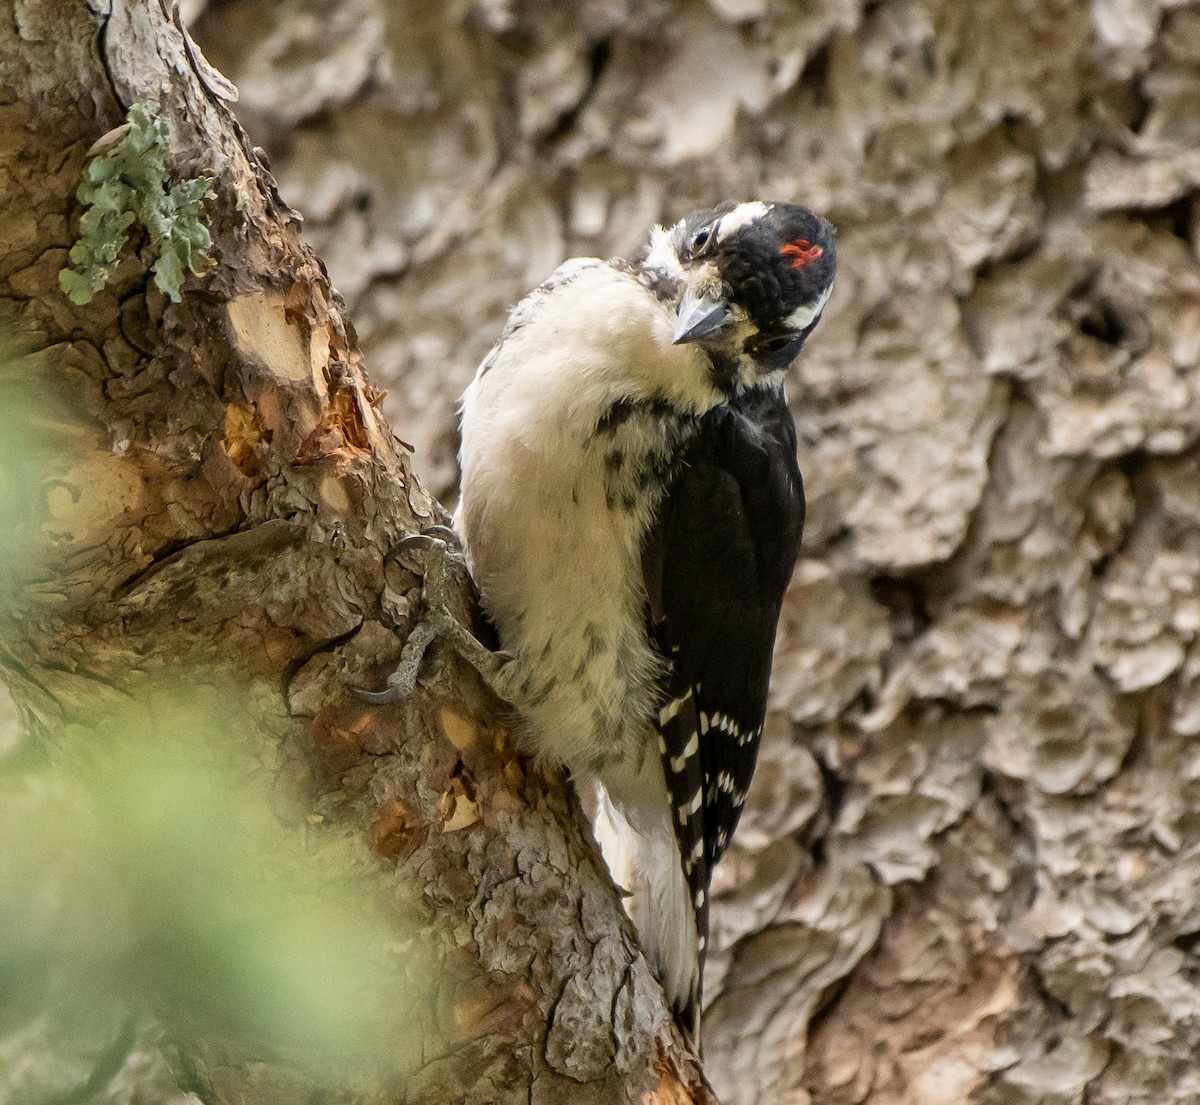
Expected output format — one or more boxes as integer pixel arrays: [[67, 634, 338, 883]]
[[180, 1, 1200, 1103]]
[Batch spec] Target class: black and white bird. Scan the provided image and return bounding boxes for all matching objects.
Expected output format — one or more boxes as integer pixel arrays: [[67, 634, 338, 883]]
[[369, 201, 835, 1045]]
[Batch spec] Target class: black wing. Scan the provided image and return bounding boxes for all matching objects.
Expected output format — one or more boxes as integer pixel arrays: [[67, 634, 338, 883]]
[[643, 383, 805, 1033]]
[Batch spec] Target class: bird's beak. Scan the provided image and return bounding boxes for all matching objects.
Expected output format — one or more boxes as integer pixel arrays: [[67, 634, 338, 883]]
[[672, 285, 731, 345]]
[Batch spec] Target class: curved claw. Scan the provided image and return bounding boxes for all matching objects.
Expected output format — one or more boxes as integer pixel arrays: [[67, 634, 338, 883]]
[[349, 618, 439, 705], [393, 526, 463, 557], [394, 532, 439, 554], [355, 525, 527, 710], [352, 684, 407, 706], [421, 524, 462, 549]]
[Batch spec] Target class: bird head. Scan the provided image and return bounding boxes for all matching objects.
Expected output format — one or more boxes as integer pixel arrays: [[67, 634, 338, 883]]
[[650, 201, 836, 389]]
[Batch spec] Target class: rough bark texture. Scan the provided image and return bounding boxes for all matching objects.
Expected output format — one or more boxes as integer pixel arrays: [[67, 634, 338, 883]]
[[0, 2, 697, 1103], [6, 0, 1200, 1103]]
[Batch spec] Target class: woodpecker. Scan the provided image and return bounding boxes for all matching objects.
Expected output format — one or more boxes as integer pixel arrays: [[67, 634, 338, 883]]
[[366, 201, 835, 1045]]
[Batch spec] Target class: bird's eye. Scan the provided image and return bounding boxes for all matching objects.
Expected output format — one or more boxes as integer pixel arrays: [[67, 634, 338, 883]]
[[690, 228, 711, 253]]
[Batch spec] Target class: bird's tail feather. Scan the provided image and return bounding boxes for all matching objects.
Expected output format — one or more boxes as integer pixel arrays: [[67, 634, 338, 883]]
[[592, 768, 701, 1045]]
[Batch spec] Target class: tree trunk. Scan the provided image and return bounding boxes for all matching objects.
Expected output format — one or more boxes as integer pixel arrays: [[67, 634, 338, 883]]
[[0, 3, 697, 1103], [7, 1, 1200, 1104]]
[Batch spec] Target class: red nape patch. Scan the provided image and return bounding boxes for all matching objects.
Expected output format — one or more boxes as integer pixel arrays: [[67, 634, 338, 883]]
[[780, 239, 824, 268]]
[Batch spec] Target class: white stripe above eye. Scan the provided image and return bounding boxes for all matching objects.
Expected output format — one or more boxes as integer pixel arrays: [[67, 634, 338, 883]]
[[786, 283, 832, 331], [716, 202, 770, 242]]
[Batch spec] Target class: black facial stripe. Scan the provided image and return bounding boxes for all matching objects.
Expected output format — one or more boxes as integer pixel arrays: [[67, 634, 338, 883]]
[[722, 249, 790, 325], [721, 242, 833, 332], [706, 349, 742, 392], [744, 331, 805, 370]]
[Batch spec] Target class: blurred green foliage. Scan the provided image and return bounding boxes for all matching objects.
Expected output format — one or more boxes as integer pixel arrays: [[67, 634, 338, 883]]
[[59, 102, 215, 305], [0, 679, 433, 1095]]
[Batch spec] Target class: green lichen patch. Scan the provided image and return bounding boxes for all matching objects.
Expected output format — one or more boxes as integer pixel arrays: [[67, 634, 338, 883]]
[[59, 103, 216, 306]]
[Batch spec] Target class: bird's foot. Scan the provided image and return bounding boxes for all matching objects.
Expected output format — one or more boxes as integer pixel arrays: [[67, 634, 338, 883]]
[[355, 529, 529, 707]]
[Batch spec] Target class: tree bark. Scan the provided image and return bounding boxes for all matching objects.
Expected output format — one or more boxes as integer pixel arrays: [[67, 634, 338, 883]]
[[0, 3, 699, 1103]]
